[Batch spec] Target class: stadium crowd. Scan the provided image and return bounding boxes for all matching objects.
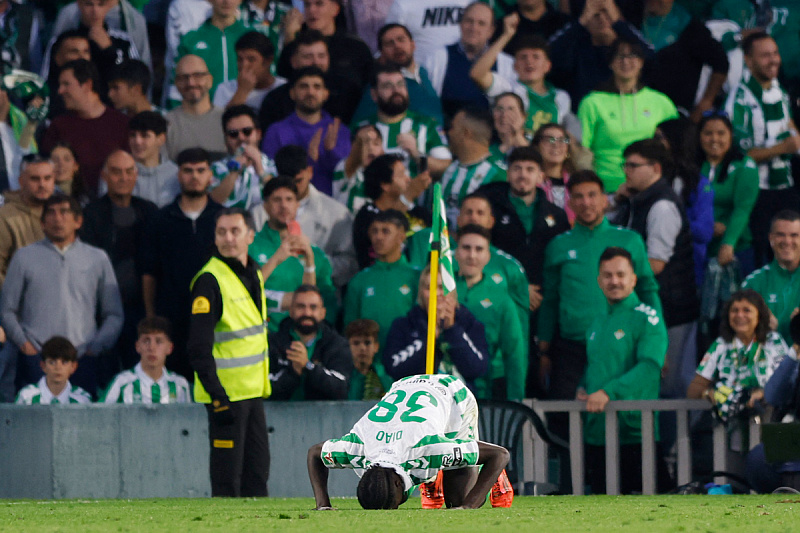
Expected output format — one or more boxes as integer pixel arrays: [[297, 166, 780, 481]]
[[2, 0, 800, 494]]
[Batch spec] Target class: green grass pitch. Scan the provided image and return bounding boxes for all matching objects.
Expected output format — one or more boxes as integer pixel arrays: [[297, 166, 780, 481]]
[[2, 495, 798, 532]]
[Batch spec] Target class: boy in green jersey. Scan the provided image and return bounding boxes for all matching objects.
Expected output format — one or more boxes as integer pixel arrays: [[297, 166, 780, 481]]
[[15, 337, 91, 405], [455, 224, 527, 401]]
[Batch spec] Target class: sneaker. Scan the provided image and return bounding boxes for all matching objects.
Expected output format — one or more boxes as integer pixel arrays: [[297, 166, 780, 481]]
[[420, 471, 444, 509], [489, 469, 514, 508]]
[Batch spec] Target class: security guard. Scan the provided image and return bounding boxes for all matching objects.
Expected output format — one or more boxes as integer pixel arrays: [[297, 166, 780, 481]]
[[188, 207, 271, 497]]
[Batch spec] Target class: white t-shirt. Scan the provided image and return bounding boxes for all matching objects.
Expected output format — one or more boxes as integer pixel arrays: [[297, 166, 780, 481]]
[[385, 0, 472, 64], [212, 76, 287, 112]]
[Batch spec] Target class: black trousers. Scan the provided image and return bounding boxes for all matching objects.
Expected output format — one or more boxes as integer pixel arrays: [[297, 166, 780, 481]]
[[206, 397, 270, 497], [549, 337, 587, 401]]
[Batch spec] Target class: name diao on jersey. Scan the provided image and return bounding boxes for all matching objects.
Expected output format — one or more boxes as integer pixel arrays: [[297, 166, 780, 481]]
[[422, 6, 464, 27]]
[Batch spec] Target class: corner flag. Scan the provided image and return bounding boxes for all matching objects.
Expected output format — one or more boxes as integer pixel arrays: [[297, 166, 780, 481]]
[[430, 183, 456, 294]]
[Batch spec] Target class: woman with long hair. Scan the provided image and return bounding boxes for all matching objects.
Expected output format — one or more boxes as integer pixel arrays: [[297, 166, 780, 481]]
[[577, 36, 678, 192], [695, 112, 759, 277], [49, 142, 86, 203], [533, 122, 575, 224], [655, 117, 714, 286]]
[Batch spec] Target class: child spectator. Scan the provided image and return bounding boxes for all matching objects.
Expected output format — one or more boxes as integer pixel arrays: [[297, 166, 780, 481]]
[[345, 319, 388, 400], [15, 337, 91, 405], [101, 317, 191, 404]]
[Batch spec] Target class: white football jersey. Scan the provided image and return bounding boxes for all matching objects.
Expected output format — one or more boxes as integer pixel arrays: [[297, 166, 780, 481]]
[[320, 374, 479, 491]]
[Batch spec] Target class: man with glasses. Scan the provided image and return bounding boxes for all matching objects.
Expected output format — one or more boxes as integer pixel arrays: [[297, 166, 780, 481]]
[[165, 55, 227, 161], [210, 105, 276, 209]]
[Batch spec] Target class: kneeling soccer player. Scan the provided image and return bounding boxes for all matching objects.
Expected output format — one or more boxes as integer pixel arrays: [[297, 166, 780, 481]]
[[307, 374, 510, 509]]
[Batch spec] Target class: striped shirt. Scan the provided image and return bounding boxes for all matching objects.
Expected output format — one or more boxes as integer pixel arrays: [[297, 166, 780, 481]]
[[16, 377, 91, 405], [360, 111, 451, 175], [320, 374, 479, 492], [102, 363, 192, 404], [332, 160, 368, 214], [727, 75, 795, 190], [210, 153, 277, 209], [441, 156, 507, 224]]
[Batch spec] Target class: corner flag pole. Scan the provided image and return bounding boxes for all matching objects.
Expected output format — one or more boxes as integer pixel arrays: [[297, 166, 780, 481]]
[[426, 246, 440, 375]]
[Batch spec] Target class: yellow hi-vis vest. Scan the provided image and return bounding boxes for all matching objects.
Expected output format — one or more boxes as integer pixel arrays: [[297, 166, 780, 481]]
[[191, 256, 271, 403]]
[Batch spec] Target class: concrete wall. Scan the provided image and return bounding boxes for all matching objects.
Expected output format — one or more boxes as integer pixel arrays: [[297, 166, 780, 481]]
[[0, 402, 375, 499]]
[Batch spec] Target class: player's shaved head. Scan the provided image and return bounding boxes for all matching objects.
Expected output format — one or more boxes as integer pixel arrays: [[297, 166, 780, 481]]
[[357, 467, 406, 509]]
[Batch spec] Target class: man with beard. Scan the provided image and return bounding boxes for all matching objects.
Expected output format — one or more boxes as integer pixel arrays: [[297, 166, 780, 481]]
[[727, 32, 800, 269], [262, 66, 351, 195], [358, 64, 451, 179], [141, 148, 223, 380], [267, 285, 352, 400], [350, 24, 443, 126], [165, 55, 227, 162], [248, 177, 338, 332]]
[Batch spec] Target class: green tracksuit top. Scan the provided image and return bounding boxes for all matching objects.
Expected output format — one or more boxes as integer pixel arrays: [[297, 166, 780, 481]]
[[583, 292, 668, 446], [456, 273, 527, 401], [343, 256, 421, 352], [578, 87, 678, 192], [406, 228, 530, 340], [176, 19, 251, 103], [248, 224, 338, 331], [743, 259, 800, 344], [701, 157, 759, 255], [538, 218, 662, 344]]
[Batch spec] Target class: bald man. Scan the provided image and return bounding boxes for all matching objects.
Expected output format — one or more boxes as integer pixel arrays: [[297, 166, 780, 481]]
[[165, 55, 227, 161], [80, 150, 159, 373]]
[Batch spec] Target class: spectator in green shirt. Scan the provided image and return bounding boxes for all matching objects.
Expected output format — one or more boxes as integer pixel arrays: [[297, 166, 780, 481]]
[[345, 318, 388, 400], [455, 224, 527, 401], [580, 246, 668, 494]]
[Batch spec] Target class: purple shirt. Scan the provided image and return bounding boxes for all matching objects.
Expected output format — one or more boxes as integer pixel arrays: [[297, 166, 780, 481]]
[[261, 111, 351, 195]]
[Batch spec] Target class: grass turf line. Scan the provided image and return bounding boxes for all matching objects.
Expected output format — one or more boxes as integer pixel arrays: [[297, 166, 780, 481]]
[[2, 495, 798, 532]]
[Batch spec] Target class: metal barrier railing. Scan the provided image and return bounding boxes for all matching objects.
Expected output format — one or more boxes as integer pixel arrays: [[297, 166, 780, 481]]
[[522, 399, 761, 495]]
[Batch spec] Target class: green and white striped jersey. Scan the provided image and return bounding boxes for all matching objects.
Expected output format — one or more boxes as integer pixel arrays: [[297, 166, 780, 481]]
[[441, 157, 507, 224], [332, 160, 368, 214], [726, 75, 795, 190], [210, 153, 276, 210], [15, 377, 91, 405], [102, 363, 192, 404], [320, 374, 479, 492], [360, 111, 451, 175]]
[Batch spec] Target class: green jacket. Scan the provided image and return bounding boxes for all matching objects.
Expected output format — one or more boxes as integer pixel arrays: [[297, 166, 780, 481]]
[[248, 224, 338, 331], [743, 259, 800, 343], [456, 273, 526, 401], [701, 157, 759, 255], [175, 19, 251, 105], [583, 293, 668, 446], [538, 218, 662, 344], [406, 229, 529, 341], [343, 256, 421, 390], [578, 87, 678, 192]]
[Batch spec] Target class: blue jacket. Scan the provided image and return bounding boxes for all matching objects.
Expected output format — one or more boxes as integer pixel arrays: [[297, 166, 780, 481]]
[[383, 304, 489, 391]]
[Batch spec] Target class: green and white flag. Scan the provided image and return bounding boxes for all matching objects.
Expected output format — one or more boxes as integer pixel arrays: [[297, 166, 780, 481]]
[[430, 183, 456, 295]]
